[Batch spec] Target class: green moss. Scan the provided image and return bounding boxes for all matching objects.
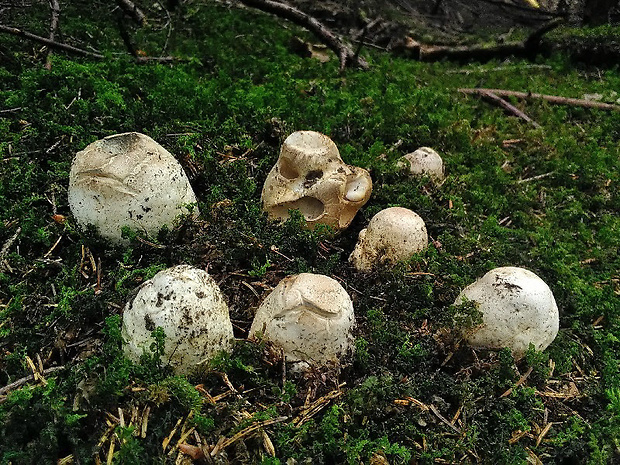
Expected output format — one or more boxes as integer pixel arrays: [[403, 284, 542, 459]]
[[0, 1, 619, 463]]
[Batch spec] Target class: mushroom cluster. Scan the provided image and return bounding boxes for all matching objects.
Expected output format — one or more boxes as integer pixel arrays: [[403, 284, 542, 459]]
[[67, 129, 559, 374]]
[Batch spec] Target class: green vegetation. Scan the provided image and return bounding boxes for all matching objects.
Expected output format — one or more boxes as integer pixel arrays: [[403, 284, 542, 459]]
[[1, 2, 619, 463]]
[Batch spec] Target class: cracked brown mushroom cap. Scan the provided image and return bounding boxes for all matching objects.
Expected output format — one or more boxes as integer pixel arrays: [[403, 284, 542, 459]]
[[349, 207, 428, 272], [454, 267, 559, 358], [68, 132, 198, 243], [261, 131, 372, 230], [122, 265, 234, 375], [249, 273, 355, 368]]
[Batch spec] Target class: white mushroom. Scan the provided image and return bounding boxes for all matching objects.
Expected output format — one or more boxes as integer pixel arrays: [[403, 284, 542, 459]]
[[261, 131, 372, 230], [122, 265, 234, 375], [454, 267, 559, 357], [349, 207, 428, 272], [398, 147, 445, 182], [68, 132, 198, 243], [249, 273, 355, 367]]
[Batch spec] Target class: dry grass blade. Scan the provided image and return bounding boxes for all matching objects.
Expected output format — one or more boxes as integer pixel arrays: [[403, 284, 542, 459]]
[[429, 404, 462, 434], [500, 366, 534, 398], [536, 422, 553, 447], [211, 416, 288, 456], [163, 417, 184, 452], [293, 389, 343, 426]]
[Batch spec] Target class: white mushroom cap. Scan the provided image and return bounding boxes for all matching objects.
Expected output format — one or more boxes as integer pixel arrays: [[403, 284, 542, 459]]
[[249, 273, 355, 366], [398, 147, 445, 182], [349, 207, 428, 272], [121, 265, 234, 374], [68, 132, 198, 243], [261, 131, 372, 230], [454, 267, 559, 357]]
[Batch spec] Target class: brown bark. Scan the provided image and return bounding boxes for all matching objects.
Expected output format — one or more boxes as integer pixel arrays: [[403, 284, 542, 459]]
[[115, 0, 147, 26], [396, 18, 562, 62], [45, 0, 60, 69]]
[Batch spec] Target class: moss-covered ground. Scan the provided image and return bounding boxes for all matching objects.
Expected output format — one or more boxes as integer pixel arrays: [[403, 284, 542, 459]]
[[1, 2, 619, 464]]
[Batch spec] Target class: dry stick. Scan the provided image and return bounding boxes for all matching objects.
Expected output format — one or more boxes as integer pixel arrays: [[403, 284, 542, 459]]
[[45, 0, 60, 69], [238, 0, 368, 71], [0, 24, 104, 59], [0, 366, 65, 395], [0, 24, 179, 63], [115, 0, 146, 26], [478, 89, 541, 128], [210, 417, 288, 457], [459, 88, 620, 112]]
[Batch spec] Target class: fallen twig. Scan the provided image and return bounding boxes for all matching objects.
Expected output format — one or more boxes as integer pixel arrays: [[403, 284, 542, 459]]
[[45, 0, 60, 69], [516, 171, 555, 183], [0, 24, 104, 59], [210, 416, 287, 456], [238, 0, 368, 71], [0, 366, 65, 395], [459, 87, 620, 112], [478, 89, 541, 128], [500, 366, 534, 398], [0, 24, 182, 64], [0, 226, 21, 261]]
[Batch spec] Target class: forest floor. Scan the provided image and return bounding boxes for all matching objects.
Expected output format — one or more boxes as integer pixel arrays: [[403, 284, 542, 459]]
[[0, 1, 619, 464]]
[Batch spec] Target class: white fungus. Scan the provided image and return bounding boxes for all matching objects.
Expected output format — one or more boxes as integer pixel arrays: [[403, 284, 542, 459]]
[[454, 266, 559, 357], [249, 273, 355, 367], [349, 207, 428, 272], [68, 132, 198, 243], [122, 265, 234, 375], [398, 147, 445, 182], [261, 131, 372, 230]]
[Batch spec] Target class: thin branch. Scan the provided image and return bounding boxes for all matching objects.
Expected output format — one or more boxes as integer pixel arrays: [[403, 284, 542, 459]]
[[478, 89, 542, 128], [45, 0, 60, 69], [0, 24, 182, 64], [0, 366, 65, 395], [115, 0, 146, 26], [459, 88, 620, 112], [0, 24, 105, 59], [238, 0, 368, 71]]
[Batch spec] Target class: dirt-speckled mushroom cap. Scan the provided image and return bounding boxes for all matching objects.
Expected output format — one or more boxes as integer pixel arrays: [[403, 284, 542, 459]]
[[454, 266, 559, 357], [261, 131, 372, 230], [68, 132, 198, 243], [398, 147, 445, 182], [349, 207, 428, 272], [122, 265, 234, 375], [249, 273, 355, 367]]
